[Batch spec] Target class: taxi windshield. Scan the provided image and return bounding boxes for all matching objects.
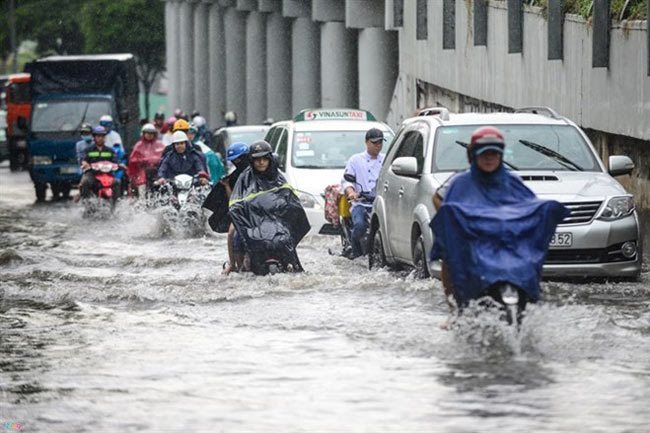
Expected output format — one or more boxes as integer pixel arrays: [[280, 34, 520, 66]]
[[291, 130, 392, 169], [433, 124, 600, 172]]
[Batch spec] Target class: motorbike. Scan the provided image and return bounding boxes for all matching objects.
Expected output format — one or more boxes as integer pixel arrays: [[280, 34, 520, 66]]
[[328, 173, 375, 258], [81, 161, 118, 217], [151, 174, 212, 235], [473, 282, 529, 327]]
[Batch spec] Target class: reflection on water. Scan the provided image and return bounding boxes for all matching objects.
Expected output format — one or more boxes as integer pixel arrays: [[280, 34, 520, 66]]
[[1, 174, 650, 432]]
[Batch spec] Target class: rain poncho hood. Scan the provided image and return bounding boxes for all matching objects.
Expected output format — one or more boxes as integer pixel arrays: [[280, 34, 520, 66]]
[[228, 157, 310, 262], [430, 164, 569, 306], [202, 159, 248, 233]]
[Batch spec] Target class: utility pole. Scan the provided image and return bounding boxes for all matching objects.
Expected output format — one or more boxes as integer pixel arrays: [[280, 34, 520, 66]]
[[9, 0, 18, 73]]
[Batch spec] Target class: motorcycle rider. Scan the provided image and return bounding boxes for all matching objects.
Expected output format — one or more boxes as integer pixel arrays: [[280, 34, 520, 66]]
[[75, 122, 94, 165], [153, 112, 165, 137], [156, 131, 209, 185], [341, 128, 386, 259], [188, 123, 224, 183], [161, 116, 177, 146], [127, 123, 165, 198], [225, 140, 310, 275], [79, 126, 121, 199], [430, 126, 568, 309], [191, 115, 212, 148]]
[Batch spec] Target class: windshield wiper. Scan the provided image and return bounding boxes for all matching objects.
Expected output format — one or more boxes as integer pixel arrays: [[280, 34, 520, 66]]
[[295, 165, 327, 169], [518, 139, 583, 171], [454, 140, 518, 170], [75, 102, 91, 131]]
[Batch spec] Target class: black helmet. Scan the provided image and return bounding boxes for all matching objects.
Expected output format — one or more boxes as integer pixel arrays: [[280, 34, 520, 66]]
[[80, 122, 92, 133], [249, 140, 273, 159], [154, 111, 165, 120]]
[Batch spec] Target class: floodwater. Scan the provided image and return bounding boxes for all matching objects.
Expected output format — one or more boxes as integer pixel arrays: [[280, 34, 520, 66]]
[[1, 164, 649, 433]]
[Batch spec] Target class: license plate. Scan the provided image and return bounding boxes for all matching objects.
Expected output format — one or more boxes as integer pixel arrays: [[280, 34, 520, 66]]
[[60, 166, 81, 174], [550, 232, 573, 247]]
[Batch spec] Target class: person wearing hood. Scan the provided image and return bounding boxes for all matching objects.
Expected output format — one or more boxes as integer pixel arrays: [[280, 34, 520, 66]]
[[430, 126, 569, 309], [127, 123, 166, 197], [224, 140, 310, 275]]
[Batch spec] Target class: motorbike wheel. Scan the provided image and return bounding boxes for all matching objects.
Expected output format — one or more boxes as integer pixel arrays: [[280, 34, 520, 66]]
[[412, 234, 430, 279], [368, 225, 387, 270]]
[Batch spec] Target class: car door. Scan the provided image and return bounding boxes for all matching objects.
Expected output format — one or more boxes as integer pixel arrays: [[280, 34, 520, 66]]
[[391, 128, 427, 259]]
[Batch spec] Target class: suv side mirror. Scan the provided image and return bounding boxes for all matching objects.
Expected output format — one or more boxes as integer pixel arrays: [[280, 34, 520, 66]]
[[608, 155, 634, 177], [391, 156, 418, 177]]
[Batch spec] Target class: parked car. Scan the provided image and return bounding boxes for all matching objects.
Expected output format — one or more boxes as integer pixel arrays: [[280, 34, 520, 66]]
[[265, 108, 394, 235], [369, 107, 642, 279]]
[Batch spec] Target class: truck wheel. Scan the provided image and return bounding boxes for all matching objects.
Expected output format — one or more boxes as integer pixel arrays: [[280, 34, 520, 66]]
[[34, 182, 47, 202]]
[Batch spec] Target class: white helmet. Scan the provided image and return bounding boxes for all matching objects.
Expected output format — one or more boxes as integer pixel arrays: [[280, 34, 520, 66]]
[[100, 114, 113, 122], [141, 123, 157, 134], [171, 131, 189, 144], [224, 111, 236, 123], [192, 115, 206, 128]]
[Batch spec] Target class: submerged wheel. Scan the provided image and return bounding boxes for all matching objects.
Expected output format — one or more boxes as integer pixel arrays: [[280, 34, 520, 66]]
[[34, 182, 47, 202], [368, 225, 387, 270], [412, 234, 430, 279]]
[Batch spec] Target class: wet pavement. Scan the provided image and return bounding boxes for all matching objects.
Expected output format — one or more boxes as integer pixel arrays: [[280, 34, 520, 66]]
[[1, 163, 649, 433]]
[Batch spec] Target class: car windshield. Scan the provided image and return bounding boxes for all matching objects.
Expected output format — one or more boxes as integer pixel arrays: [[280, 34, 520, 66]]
[[229, 130, 268, 145], [433, 124, 600, 172], [31, 100, 112, 132], [292, 130, 393, 169]]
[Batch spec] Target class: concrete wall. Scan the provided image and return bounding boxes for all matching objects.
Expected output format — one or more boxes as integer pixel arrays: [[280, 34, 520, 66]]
[[394, 1, 649, 141]]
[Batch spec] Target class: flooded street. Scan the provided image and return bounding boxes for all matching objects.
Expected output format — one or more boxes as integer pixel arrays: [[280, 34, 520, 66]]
[[1, 164, 649, 433]]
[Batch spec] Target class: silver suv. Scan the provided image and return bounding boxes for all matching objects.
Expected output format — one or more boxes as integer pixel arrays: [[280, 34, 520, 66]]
[[369, 107, 642, 279]]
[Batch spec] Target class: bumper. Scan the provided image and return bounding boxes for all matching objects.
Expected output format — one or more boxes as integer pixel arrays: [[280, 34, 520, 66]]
[[542, 258, 641, 278], [303, 206, 331, 236], [31, 163, 82, 184]]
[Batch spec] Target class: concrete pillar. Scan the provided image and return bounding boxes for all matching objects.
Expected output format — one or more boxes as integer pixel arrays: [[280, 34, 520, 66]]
[[165, 1, 180, 114], [193, 1, 210, 119], [208, 2, 226, 128], [266, 12, 292, 121], [245, 11, 267, 124], [224, 8, 247, 124], [358, 28, 398, 121], [291, 17, 320, 113], [178, 0, 195, 113], [320, 21, 357, 108]]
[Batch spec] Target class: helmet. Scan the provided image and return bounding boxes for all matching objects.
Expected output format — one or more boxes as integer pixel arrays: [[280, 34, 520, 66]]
[[92, 126, 108, 136], [224, 111, 237, 123], [99, 114, 113, 123], [173, 118, 190, 131], [191, 110, 200, 118], [469, 126, 505, 157], [249, 140, 273, 159], [80, 122, 92, 133], [166, 116, 177, 127], [154, 112, 165, 120], [141, 123, 157, 134], [188, 123, 198, 134], [227, 142, 249, 161], [192, 115, 206, 128], [171, 131, 189, 144]]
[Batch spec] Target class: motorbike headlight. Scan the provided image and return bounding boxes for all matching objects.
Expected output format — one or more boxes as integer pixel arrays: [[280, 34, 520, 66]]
[[298, 191, 320, 209], [598, 196, 635, 221], [32, 155, 52, 165]]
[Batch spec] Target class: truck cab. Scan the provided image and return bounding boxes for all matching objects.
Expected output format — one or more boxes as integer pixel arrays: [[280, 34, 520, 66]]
[[4, 73, 31, 171], [25, 54, 139, 201]]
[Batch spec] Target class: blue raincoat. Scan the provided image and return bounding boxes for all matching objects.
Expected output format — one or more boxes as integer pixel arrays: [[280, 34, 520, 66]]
[[430, 164, 569, 306]]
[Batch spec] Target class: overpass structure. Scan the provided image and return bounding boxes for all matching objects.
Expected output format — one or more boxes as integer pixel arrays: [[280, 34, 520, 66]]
[[165, 0, 649, 204]]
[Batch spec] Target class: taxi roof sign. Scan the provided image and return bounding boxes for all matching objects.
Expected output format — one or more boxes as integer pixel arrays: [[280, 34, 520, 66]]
[[294, 109, 377, 122]]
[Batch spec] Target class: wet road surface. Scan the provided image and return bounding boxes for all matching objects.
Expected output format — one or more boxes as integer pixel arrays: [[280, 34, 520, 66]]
[[1, 164, 649, 432]]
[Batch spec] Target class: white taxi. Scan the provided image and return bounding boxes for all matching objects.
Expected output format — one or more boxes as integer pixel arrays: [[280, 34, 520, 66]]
[[265, 109, 394, 235]]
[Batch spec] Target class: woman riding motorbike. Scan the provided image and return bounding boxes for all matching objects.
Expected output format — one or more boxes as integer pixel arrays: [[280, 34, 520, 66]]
[[226, 141, 310, 275], [430, 126, 569, 314], [127, 123, 165, 198]]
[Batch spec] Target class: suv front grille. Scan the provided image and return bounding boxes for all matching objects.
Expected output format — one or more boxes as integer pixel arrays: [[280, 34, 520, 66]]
[[559, 201, 602, 225]]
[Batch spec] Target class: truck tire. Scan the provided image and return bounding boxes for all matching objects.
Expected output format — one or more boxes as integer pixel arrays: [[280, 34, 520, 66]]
[[34, 182, 47, 202]]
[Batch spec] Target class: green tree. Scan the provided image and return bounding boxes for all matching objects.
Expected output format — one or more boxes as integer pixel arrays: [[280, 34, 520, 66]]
[[81, 0, 165, 120]]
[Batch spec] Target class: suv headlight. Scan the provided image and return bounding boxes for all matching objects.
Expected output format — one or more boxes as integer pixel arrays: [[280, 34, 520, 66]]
[[598, 196, 635, 221], [32, 155, 52, 165], [298, 191, 320, 209]]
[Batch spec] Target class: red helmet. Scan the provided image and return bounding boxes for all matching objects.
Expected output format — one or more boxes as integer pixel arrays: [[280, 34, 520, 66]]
[[468, 126, 505, 159]]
